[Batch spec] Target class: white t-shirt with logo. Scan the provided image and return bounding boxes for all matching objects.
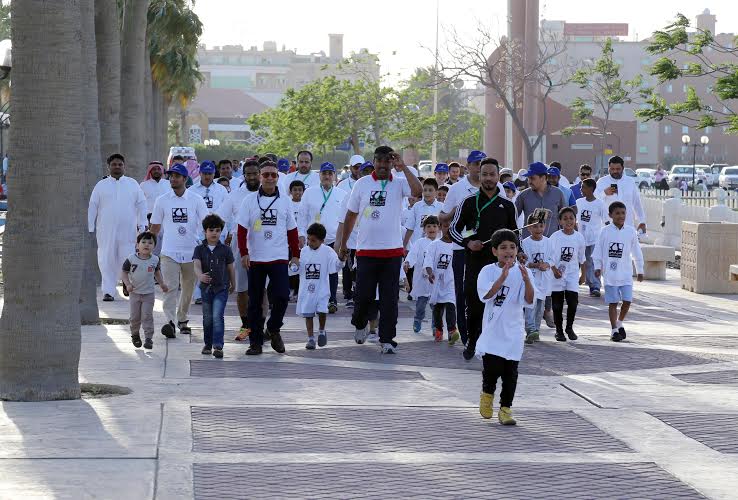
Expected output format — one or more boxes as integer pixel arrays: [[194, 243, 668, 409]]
[[298, 185, 347, 244], [280, 170, 319, 194], [346, 173, 411, 254], [296, 243, 344, 315], [403, 200, 443, 245], [189, 180, 228, 213], [405, 236, 436, 298], [236, 190, 297, 263], [521, 235, 553, 296], [593, 223, 644, 287], [151, 189, 209, 262], [575, 197, 606, 246], [423, 239, 456, 304], [547, 229, 586, 282]]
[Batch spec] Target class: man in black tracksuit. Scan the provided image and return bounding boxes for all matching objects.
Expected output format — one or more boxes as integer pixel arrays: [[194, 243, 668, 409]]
[[449, 159, 518, 360]]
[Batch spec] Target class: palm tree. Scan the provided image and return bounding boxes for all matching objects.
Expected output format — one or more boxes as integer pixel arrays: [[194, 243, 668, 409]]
[[0, 0, 84, 401], [95, 0, 121, 159], [120, 0, 151, 180]]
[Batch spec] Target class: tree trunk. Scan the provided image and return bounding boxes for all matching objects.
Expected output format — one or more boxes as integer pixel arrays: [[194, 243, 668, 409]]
[[159, 92, 171, 160], [120, 0, 151, 179], [79, 0, 102, 325], [1, 0, 84, 400], [95, 0, 121, 160], [152, 80, 160, 160], [179, 103, 187, 145], [143, 32, 154, 164]]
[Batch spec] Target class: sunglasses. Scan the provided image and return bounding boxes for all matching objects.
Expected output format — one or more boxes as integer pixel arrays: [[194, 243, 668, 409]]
[[580, 172, 592, 177], [261, 172, 279, 179]]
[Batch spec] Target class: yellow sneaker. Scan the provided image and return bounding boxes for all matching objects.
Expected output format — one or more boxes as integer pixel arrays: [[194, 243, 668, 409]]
[[448, 329, 460, 346], [498, 406, 517, 426], [479, 392, 493, 419], [234, 327, 250, 341]]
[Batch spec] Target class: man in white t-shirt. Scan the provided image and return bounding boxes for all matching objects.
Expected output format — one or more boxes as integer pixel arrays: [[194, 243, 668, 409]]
[[338, 146, 422, 353], [298, 162, 347, 312], [150, 163, 209, 338], [280, 150, 319, 193], [595, 155, 647, 232]]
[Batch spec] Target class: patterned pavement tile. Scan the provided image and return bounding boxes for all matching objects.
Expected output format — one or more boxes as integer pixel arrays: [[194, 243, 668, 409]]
[[193, 462, 704, 499], [649, 412, 738, 454], [191, 406, 632, 454], [672, 370, 738, 385], [189, 360, 424, 381]]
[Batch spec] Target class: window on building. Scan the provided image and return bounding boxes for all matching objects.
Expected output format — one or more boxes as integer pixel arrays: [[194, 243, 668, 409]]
[[189, 125, 202, 144], [613, 103, 623, 110], [666, 84, 673, 93], [552, 143, 558, 150], [704, 145, 710, 153], [681, 145, 688, 154], [638, 146, 648, 154], [664, 145, 672, 155], [705, 126, 711, 134], [682, 84, 688, 92], [682, 126, 689, 134], [638, 123, 648, 132], [664, 125, 672, 134]]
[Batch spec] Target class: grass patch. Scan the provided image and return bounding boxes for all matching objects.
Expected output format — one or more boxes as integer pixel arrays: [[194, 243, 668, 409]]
[[80, 383, 132, 399]]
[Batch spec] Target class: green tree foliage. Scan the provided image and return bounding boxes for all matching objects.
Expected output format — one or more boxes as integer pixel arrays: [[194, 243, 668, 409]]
[[0, 3, 9, 40], [636, 14, 738, 134]]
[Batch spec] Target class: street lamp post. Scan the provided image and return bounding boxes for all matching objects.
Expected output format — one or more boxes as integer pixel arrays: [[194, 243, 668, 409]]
[[681, 134, 709, 189]]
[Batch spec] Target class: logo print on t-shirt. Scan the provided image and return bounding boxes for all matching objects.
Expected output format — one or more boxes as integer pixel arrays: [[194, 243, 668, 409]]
[[261, 209, 278, 226], [609, 242, 624, 258], [560, 247, 573, 262], [204, 195, 213, 209], [581, 209, 591, 222], [371, 210, 380, 219], [437, 253, 451, 270], [420, 214, 429, 226], [494, 285, 509, 307], [307, 283, 316, 293], [178, 226, 187, 235], [172, 208, 188, 223], [305, 263, 321, 279], [532, 252, 545, 264], [369, 190, 387, 207], [264, 231, 272, 240]]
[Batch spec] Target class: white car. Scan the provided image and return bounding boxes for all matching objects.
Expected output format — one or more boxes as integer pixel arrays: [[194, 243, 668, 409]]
[[696, 165, 722, 187], [668, 165, 708, 188], [718, 166, 738, 190], [167, 146, 197, 166], [708, 164, 728, 187], [635, 168, 656, 189], [417, 160, 433, 177]]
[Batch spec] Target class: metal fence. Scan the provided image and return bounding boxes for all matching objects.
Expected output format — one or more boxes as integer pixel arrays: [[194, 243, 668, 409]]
[[641, 189, 738, 209]]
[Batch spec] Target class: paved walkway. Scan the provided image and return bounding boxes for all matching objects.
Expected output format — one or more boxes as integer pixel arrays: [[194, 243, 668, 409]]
[[1, 269, 738, 499]]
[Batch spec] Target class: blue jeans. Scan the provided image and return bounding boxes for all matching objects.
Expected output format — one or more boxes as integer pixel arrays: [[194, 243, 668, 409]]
[[525, 298, 545, 333], [585, 244, 601, 292], [452, 250, 467, 342], [202, 287, 228, 348]]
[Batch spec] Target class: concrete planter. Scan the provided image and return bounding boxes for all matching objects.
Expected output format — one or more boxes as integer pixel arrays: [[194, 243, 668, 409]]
[[680, 221, 738, 294]]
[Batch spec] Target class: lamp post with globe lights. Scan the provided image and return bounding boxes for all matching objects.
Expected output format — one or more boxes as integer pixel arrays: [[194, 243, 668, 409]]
[[681, 134, 709, 190]]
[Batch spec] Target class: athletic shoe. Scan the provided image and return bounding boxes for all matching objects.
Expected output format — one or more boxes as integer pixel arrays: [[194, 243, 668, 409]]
[[462, 347, 474, 361], [565, 327, 578, 341], [234, 327, 250, 341], [131, 334, 142, 348], [122, 283, 129, 297], [194, 298, 202, 305], [618, 326, 627, 339], [448, 329, 460, 346], [434, 329, 443, 343], [143, 338, 153, 350], [479, 391, 493, 419], [413, 320, 422, 333], [346, 299, 354, 308], [305, 337, 316, 350], [525, 332, 535, 345], [354, 326, 368, 344], [555, 330, 567, 342], [213, 347, 223, 359], [532, 330, 541, 342], [201, 345, 212, 355], [498, 407, 517, 426], [543, 310, 555, 328], [611, 330, 622, 342], [317, 331, 327, 347], [178, 321, 191, 335], [328, 301, 338, 314], [245, 344, 262, 355], [102, 294, 114, 302], [381, 343, 397, 354], [407, 294, 413, 301], [367, 331, 379, 344], [590, 290, 601, 297], [161, 321, 176, 339], [270, 331, 286, 353]]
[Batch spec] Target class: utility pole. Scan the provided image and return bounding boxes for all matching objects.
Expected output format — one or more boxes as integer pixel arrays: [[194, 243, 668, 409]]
[[431, 0, 439, 165]]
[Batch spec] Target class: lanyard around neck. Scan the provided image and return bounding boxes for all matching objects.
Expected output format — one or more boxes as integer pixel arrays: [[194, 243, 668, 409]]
[[475, 190, 498, 228], [320, 186, 333, 213], [257, 190, 279, 216]]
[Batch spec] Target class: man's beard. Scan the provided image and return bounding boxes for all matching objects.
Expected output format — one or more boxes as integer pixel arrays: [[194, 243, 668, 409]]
[[611, 172, 623, 179], [151, 174, 162, 181], [481, 182, 498, 192], [246, 180, 259, 191]]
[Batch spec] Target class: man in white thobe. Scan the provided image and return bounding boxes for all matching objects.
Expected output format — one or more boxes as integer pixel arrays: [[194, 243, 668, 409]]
[[88, 153, 148, 301]]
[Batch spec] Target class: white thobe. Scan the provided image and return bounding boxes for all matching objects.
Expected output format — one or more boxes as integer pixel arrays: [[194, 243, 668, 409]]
[[140, 178, 172, 215]]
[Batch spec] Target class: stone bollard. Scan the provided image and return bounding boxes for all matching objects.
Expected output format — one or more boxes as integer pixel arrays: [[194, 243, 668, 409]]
[[709, 188, 733, 222], [657, 188, 683, 248]]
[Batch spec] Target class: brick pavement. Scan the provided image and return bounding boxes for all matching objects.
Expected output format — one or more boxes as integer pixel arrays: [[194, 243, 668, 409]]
[[649, 413, 738, 454]]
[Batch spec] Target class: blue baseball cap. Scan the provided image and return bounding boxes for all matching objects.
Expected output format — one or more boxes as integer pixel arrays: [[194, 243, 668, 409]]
[[320, 162, 336, 172], [503, 181, 517, 192], [521, 162, 549, 177], [467, 150, 487, 164], [277, 158, 290, 172], [434, 163, 449, 173], [199, 161, 216, 174], [547, 166, 561, 177], [167, 163, 189, 177], [360, 161, 374, 170]]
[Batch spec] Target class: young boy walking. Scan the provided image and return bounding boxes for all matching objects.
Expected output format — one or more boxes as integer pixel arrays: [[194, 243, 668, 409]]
[[122, 232, 169, 350], [575, 178, 606, 297], [193, 214, 235, 358], [476, 229, 536, 425], [593, 201, 644, 342], [296, 223, 344, 349], [521, 215, 552, 344], [548, 207, 586, 342], [289, 180, 305, 301], [404, 215, 439, 333], [423, 219, 460, 345]]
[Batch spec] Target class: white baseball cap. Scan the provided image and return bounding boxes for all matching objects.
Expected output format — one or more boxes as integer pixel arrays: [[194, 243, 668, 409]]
[[349, 154, 365, 166]]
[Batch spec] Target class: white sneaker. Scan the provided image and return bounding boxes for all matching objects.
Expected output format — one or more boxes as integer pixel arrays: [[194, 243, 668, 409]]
[[354, 326, 368, 344], [367, 331, 379, 344], [381, 343, 397, 354]]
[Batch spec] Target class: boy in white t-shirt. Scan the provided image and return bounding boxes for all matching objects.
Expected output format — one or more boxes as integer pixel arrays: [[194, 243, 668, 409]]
[[521, 215, 552, 344], [548, 207, 586, 342], [297, 223, 344, 350], [575, 178, 605, 297], [423, 219, 460, 345], [404, 215, 439, 334], [476, 229, 536, 426], [593, 201, 644, 342], [288, 180, 306, 301]]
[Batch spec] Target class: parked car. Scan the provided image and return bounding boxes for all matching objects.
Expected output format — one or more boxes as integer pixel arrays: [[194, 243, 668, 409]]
[[696, 165, 721, 187], [167, 146, 197, 166], [635, 168, 656, 189], [707, 164, 728, 186], [417, 160, 433, 177], [718, 166, 738, 190], [668, 165, 708, 188]]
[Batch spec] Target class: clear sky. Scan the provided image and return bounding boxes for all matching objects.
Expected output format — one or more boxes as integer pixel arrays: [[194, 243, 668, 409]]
[[195, 1, 737, 85]]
